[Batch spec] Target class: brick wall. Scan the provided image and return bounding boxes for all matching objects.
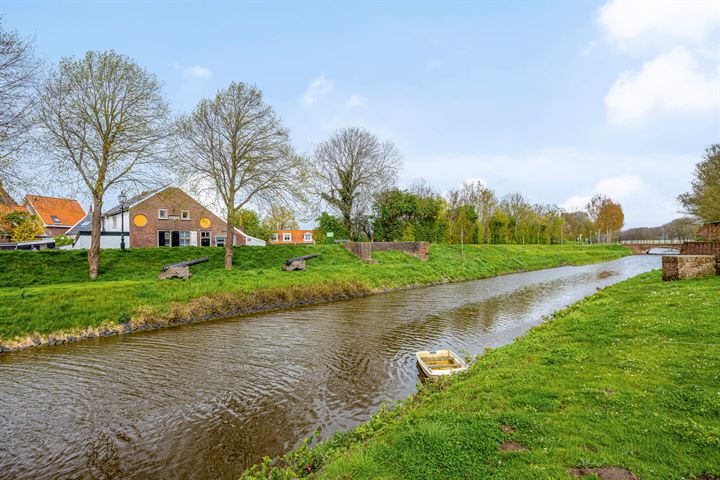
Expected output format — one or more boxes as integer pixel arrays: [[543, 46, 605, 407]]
[[342, 241, 429, 261], [681, 241, 720, 274], [271, 229, 315, 245], [662, 255, 717, 281], [129, 187, 245, 248], [696, 223, 720, 241]]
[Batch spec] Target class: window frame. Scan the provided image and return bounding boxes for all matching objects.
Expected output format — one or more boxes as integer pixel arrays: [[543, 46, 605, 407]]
[[303, 232, 313, 242], [158, 208, 168, 220], [178, 231, 191, 247], [271, 233, 278, 242], [180, 210, 190, 220], [282, 232, 292, 242], [51, 215, 62, 225], [158, 230, 171, 247], [216, 236, 226, 247]]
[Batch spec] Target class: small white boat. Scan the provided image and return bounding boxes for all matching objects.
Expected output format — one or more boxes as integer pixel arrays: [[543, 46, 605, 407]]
[[415, 349, 468, 378]]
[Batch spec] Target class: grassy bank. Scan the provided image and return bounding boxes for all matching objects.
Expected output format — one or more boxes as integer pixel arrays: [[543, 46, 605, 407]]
[[246, 271, 720, 479], [0, 244, 628, 349]]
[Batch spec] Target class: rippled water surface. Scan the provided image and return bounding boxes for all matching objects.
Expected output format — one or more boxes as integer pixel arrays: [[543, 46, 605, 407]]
[[0, 256, 659, 479]]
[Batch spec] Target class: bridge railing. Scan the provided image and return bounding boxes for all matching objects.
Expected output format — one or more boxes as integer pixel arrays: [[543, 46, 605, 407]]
[[619, 239, 684, 245]]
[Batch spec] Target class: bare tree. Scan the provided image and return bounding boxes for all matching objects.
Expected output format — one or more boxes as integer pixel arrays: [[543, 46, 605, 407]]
[[37, 50, 171, 279], [311, 127, 401, 240], [176, 82, 304, 269], [0, 21, 40, 186]]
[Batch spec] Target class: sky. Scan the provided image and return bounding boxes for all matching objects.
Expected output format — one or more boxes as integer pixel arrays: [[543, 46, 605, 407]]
[[1, 0, 719, 228]]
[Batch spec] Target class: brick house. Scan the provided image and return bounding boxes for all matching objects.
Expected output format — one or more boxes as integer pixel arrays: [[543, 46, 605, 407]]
[[270, 229, 315, 245], [23, 195, 86, 237], [66, 187, 265, 249]]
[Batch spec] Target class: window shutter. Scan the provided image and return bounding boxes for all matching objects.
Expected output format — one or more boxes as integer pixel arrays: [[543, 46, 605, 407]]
[[190, 231, 197, 246]]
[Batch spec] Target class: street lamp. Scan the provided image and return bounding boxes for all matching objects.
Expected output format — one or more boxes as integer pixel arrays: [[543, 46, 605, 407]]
[[119, 191, 128, 250]]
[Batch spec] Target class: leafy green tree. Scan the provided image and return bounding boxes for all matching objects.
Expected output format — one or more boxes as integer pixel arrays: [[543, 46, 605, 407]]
[[372, 189, 418, 241], [488, 209, 509, 244], [678, 144, 720, 222], [233, 208, 271, 241], [314, 212, 349, 244]]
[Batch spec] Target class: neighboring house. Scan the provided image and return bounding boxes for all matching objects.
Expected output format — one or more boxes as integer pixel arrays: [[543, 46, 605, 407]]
[[23, 195, 86, 237], [66, 187, 265, 249], [270, 229, 315, 245], [0, 182, 18, 207]]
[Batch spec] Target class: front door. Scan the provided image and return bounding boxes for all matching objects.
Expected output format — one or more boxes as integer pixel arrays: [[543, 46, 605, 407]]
[[171, 231, 180, 247], [201, 231, 210, 247]]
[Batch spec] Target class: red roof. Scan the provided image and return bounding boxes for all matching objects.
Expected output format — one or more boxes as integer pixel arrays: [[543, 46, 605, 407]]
[[24, 195, 86, 227]]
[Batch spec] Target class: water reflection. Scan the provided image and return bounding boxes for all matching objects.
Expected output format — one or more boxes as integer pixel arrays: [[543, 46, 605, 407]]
[[0, 256, 659, 479]]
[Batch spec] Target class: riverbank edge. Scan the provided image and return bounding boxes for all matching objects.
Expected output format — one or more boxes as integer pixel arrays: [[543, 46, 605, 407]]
[[240, 270, 720, 479], [0, 250, 631, 354]]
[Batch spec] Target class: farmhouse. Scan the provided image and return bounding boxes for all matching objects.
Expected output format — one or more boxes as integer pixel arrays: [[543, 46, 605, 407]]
[[67, 187, 265, 249]]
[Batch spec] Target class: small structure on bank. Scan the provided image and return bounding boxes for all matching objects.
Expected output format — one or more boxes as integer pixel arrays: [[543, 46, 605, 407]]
[[663, 221, 720, 281]]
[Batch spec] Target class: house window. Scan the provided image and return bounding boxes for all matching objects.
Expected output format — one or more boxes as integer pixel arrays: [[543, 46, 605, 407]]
[[181, 210, 190, 220], [179, 231, 191, 247], [158, 231, 171, 247], [112, 216, 117, 228], [303, 232, 313, 242], [216, 236, 226, 247], [51, 215, 62, 224], [271, 233, 278, 242], [158, 209, 168, 219], [282, 232, 292, 242], [201, 231, 210, 247]]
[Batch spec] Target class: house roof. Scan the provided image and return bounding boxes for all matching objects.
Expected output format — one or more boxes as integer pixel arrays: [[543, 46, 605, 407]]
[[104, 187, 165, 216], [65, 211, 93, 235], [0, 182, 18, 207], [24, 195, 86, 227]]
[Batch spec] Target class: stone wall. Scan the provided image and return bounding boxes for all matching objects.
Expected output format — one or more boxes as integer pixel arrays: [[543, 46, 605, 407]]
[[662, 255, 717, 281], [342, 241, 429, 261]]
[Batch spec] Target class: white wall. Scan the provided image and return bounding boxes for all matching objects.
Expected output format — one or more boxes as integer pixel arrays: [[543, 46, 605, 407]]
[[103, 212, 129, 232], [67, 234, 124, 250]]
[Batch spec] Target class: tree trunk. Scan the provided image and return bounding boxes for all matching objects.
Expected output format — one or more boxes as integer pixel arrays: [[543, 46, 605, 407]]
[[88, 196, 103, 280], [225, 211, 234, 270], [460, 226, 465, 258]]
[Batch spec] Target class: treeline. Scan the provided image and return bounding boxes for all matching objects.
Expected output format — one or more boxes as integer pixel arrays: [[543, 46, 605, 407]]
[[305, 178, 625, 248], [617, 217, 700, 242]]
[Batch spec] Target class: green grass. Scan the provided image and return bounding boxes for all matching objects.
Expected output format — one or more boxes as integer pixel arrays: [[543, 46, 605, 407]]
[[253, 271, 719, 480], [0, 243, 628, 343]]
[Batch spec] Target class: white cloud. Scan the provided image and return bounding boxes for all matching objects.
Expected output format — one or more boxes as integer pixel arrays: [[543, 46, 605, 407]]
[[595, 175, 648, 198], [560, 195, 592, 212], [185, 65, 213, 79], [604, 47, 718, 125], [344, 93, 368, 108], [172, 62, 213, 79], [599, 0, 720, 50], [303, 74, 333, 106]]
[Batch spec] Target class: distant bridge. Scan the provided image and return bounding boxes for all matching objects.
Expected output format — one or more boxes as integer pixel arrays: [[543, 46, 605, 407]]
[[619, 239, 683, 254]]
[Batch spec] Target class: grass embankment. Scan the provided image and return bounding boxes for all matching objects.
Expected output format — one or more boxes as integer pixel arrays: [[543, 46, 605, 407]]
[[246, 271, 720, 480], [0, 243, 628, 350]]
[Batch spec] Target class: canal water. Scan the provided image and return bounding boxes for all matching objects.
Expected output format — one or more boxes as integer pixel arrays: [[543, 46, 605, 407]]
[[0, 255, 659, 479]]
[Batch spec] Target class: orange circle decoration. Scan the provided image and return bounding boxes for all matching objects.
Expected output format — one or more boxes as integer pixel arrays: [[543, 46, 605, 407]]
[[199, 217, 211, 228], [133, 214, 147, 227]]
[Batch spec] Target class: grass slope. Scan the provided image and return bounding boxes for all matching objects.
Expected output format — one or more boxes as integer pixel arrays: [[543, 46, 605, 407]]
[[277, 271, 719, 480], [0, 244, 628, 343]]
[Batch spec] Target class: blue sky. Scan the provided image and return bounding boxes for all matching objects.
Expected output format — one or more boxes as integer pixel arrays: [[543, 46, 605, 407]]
[[2, 0, 719, 228]]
